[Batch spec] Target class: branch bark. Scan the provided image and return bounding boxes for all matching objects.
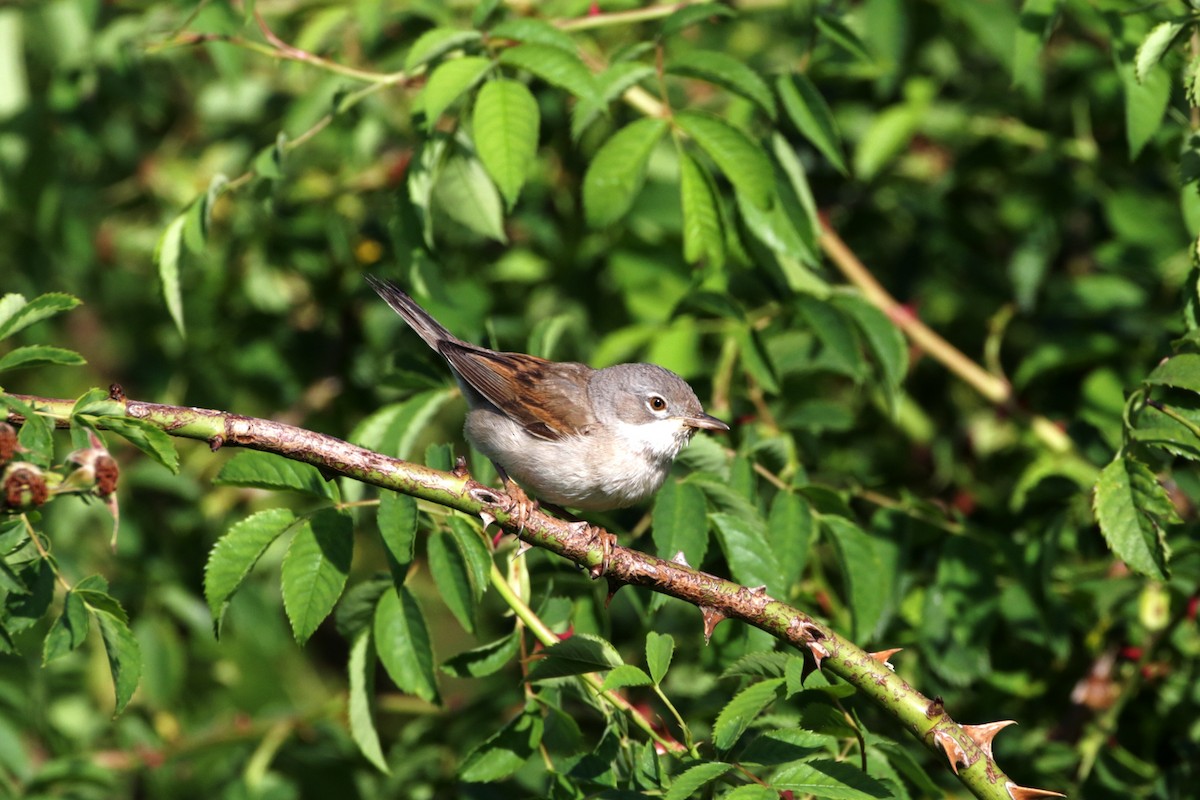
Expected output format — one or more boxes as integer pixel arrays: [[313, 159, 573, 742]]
[[6, 390, 1045, 800]]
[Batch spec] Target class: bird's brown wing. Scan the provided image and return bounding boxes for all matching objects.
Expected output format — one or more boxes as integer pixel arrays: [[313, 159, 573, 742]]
[[439, 341, 596, 440]]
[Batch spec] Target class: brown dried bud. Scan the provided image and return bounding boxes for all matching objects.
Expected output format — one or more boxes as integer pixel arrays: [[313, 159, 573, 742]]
[[3, 463, 49, 510], [0, 423, 16, 465], [94, 455, 119, 497]]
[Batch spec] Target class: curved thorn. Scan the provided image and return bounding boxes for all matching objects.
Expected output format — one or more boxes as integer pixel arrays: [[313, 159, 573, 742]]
[[1006, 783, 1066, 799], [962, 720, 1017, 760]]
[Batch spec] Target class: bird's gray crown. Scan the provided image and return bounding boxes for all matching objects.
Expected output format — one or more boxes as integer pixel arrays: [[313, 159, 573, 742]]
[[588, 363, 703, 424]]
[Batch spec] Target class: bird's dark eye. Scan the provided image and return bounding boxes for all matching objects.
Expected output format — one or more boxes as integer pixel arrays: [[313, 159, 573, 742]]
[[647, 395, 667, 412]]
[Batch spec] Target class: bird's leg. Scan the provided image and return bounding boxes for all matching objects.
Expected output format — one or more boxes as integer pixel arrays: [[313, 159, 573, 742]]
[[493, 463, 538, 534], [569, 521, 616, 579]]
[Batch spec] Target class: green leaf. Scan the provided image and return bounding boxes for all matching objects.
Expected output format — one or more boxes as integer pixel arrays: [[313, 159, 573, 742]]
[[490, 18, 576, 52], [377, 491, 418, 582], [92, 416, 180, 474], [5, 559, 55, 633], [645, 631, 674, 685], [252, 132, 286, 180], [665, 762, 733, 800], [665, 49, 775, 118], [815, 14, 874, 63], [90, 598, 142, 715], [823, 515, 893, 642], [772, 759, 892, 798], [767, 492, 814, 590], [204, 508, 297, 634], [377, 389, 458, 460], [155, 213, 187, 337], [472, 79, 539, 209], [527, 633, 623, 681], [571, 62, 655, 140], [582, 117, 669, 228], [1120, 58, 1170, 159], [599, 664, 653, 692], [0, 345, 85, 372], [679, 150, 725, 268], [432, 144, 508, 242], [427, 529, 477, 634], [712, 678, 783, 751], [854, 102, 921, 180], [1093, 456, 1174, 579], [43, 590, 89, 664], [422, 56, 492, 128], [721, 651, 791, 679], [710, 512, 784, 598], [182, 174, 226, 254], [348, 632, 390, 774], [405, 28, 482, 71], [661, 3, 736, 37], [442, 632, 521, 678], [0, 292, 81, 342], [675, 111, 774, 209], [459, 704, 542, 782], [281, 509, 354, 644], [720, 786, 778, 800], [777, 74, 847, 174], [1136, 20, 1186, 84], [214, 451, 336, 499], [736, 325, 781, 393], [796, 295, 864, 378], [651, 479, 709, 568], [374, 585, 440, 703], [1146, 353, 1200, 393], [1012, 0, 1061, 94], [832, 292, 909, 407], [498, 43, 599, 105], [447, 517, 491, 601]]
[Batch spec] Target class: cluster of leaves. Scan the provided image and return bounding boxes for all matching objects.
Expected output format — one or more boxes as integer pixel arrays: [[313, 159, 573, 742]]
[[1, 0, 1200, 798]]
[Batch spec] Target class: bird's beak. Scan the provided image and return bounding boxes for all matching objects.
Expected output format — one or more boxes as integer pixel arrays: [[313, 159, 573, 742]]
[[681, 413, 730, 433]]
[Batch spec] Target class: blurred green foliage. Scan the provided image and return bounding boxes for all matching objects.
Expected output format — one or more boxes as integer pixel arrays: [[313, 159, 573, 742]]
[[1, 0, 1200, 798]]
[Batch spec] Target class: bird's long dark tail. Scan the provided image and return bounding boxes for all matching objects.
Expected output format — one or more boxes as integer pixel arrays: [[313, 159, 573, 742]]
[[364, 275, 457, 351]]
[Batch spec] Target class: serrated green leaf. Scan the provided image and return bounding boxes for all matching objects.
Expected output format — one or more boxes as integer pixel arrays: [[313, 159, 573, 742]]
[[0, 292, 81, 342], [767, 491, 814, 589], [772, 759, 892, 798], [665, 49, 775, 117], [490, 18, 576, 52], [1120, 58, 1170, 159], [422, 56, 492, 128], [599, 664, 653, 692], [777, 74, 847, 174], [1146, 353, 1200, 393], [711, 512, 784, 597], [832, 292, 908, 408], [93, 416, 180, 474], [712, 678, 783, 751], [1136, 20, 1186, 84], [1093, 456, 1173, 579], [679, 150, 725, 268], [675, 111, 774, 210], [460, 704, 542, 782], [651, 479, 709, 568], [446, 517, 491, 598], [214, 450, 336, 499], [348, 631, 390, 774], [92, 600, 142, 715], [374, 585, 440, 703], [571, 62, 656, 139], [432, 144, 508, 242], [43, 590, 89, 664], [645, 631, 674, 685], [154, 213, 187, 337], [5, 559, 54, 633], [1131, 402, 1200, 461], [824, 515, 893, 641], [721, 651, 791, 680], [498, 43, 599, 105], [583, 117, 669, 227], [661, 3, 736, 37], [427, 529, 477, 634], [378, 491, 418, 582], [281, 509, 353, 644], [204, 508, 297, 634], [472, 79, 539, 209], [665, 762, 733, 800], [0, 345, 85, 372], [796, 294, 864, 378], [405, 28, 482, 71], [720, 785, 779, 800], [0, 394, 52, 464], [442, 632, 521, 678], [527, 633, 624, 681]]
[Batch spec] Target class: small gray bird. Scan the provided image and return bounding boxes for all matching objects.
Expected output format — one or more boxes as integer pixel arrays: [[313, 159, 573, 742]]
[[366, 276, 729, 512]]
